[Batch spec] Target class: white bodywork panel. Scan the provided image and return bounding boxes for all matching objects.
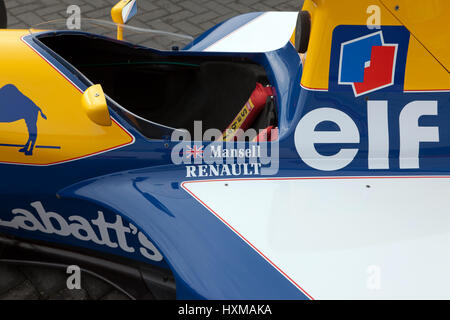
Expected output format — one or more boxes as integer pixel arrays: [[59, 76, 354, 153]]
[[183, 177, 450, 299], [204, 12, 299, 53]]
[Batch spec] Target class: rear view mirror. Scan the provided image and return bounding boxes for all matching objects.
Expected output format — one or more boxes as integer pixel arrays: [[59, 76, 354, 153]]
[[294, 11, 311, 54], [0, 0, 7, 29], [81, 84, 112, 126], [111, 0, 137, 40]]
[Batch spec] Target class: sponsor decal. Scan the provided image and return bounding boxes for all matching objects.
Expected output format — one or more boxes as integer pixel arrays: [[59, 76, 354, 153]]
[[0, 36, 135, 166], [338, 31, 398, 96], [0, 84, 54, 156], [299, 26, 443, 172], [329, 26, 410, 96], [0, 201, 163, 262], [171, 121, 279, 178], [220, 98, 256, 142], [294, 100, 439, 171], [182, 144, 265, 178], [186, 162, 262, 178]]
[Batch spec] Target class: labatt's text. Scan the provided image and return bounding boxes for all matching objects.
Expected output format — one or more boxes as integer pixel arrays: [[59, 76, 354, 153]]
[[0, 201, 163, 262]]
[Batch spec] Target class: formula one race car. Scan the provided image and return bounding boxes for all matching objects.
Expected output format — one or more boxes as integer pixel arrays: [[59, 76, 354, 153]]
[[0, 0, 449, 300]]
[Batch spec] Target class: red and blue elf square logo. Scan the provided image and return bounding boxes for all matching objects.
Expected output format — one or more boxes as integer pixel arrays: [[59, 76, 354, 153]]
[[329, 26, 410, 97]]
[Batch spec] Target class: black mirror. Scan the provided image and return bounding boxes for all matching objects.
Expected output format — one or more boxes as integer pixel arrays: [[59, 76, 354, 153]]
[[0, 0, 7, 29], [295, 11, 311, 54]]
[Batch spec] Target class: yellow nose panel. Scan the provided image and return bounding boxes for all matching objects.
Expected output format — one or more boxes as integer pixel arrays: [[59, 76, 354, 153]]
[[381, 0, 450, 72], [0, 31, 134, 166]]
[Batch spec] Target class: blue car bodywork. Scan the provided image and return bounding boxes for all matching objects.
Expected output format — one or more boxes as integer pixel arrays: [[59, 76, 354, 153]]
[[1, 3, 450, 300]]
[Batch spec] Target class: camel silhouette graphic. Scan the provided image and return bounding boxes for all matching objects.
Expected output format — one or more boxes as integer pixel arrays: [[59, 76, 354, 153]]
[[0, 84, 47, 156]]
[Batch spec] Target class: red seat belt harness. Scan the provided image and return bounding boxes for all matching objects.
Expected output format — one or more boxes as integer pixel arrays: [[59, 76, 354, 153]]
[[219, 83, 273, 141]]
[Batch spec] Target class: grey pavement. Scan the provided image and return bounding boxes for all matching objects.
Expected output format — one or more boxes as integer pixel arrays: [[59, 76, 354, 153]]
[[5, 0, 303, 37], [0, 262, 130, 300], [1, 0, 304, 300]]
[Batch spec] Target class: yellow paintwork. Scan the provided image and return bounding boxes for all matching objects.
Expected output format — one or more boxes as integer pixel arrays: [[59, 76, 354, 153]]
[[290, 30, 296, 47], [0, 30, 133, 166], [81, 84, 112, 126], [404, 35, 450, 91], [300, 0, 450, 91], [111, 0, 134, 40], [381, 0, 450, 72], [116, 25, 124, 41], [111, 0, 131, 24]]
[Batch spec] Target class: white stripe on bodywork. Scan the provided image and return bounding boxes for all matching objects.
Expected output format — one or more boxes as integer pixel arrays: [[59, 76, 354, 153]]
[[204, 12, 299, 53], [183, 177, 450, 299]]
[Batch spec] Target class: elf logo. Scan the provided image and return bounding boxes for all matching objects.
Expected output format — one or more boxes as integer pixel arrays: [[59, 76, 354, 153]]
[[338, 31, 398, 97], [294, 100, 439, 171], [329, 26, 410, 96]]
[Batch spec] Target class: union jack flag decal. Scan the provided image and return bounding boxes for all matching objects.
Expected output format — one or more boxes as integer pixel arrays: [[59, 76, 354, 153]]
[[186, 145, 204, 159]]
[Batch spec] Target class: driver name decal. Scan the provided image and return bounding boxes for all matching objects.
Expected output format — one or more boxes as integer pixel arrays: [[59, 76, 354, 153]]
[[170, 122, 279, 178], [186, 145, 263, 178]]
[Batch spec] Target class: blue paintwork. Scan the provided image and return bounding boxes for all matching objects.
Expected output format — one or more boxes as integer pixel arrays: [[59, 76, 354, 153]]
[[0, 31, 311, 299], [58, 166, 308, 299], [0, 19, 449, 300]]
